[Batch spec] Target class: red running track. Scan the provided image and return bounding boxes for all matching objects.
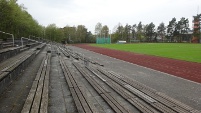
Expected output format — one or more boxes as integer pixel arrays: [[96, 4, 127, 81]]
[[74, 44, 201, 84]]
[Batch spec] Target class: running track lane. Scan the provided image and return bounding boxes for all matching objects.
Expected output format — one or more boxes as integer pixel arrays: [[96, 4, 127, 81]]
[[74, 44, 201, 84]]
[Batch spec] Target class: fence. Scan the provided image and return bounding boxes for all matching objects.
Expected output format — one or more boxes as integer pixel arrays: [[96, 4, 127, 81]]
[[96, 37, 111, 44]]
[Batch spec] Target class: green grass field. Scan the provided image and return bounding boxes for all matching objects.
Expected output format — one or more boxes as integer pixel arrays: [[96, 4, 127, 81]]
[[91, 43, 201, 63]]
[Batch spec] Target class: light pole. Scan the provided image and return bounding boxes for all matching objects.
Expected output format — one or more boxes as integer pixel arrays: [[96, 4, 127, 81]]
[[0, 31, 14, 46]]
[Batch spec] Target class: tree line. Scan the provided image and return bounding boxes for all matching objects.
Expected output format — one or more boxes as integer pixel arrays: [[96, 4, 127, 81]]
[[1, 0, 200, 43], [44, 24, 94, 43], [95, 17, 193, 43], [0, 0, 43, 39], [0, 0, 94, 43]]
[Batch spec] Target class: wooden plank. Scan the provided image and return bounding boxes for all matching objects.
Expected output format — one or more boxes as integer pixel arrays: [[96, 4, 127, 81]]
[[64, 67, 73, 88], [102, 68, 194, 113], [38, 58, 47, 81], [63, 63, 78, 88], [124, 84, 156, 103], [70, 88, 85, 113], [98, 67, 179, 113], [35, 56, 46, 81], [63, 59, 95, 113], [128, 98, 153, 113], [108, 81, 132, 99], [100, 93, 122, 113], [151, 102, 177, 113], [156, 92, 193, 111], [44, 54, 51, 80], [39, 54, 51, 113], [45, 65, 50, 80], [40, 80, 49, 113], [61, 58, 90, 113], [98, 68, 157, 113], [21, 81, 38, 113], [60, 60, 73, 88], [79, 86, 98, 113], [30, 79, 44, 113], [190, 110, 201, 113], [103, 92, 130, 113], [74, 63, 130, 113], [73, 63, 103, 94], [68, 73, 78, 88], [1, 60, 20, 72], [74, 87, 92, 113]]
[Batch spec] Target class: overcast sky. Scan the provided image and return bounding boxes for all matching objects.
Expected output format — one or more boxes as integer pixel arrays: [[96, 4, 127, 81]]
[[17, 0, 201, 33]]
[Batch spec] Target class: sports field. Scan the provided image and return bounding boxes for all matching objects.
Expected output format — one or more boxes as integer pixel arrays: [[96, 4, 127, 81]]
[[91, 43, 201, 63]]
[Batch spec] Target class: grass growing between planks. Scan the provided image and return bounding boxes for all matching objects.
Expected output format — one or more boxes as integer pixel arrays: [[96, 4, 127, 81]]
[[90, 43, 201, 63]]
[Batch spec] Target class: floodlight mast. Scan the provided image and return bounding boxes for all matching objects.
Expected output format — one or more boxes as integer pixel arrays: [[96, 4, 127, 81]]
[[0, 31, 15, 46]]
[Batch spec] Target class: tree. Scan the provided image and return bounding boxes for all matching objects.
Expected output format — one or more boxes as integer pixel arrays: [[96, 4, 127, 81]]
[[95, 22, 102, 37], [157, 22, 166, 42], [145, 22, 155, 42], [136, 22, 143, 41], [192, 14, 201, 43], [167, 17, 177, 42], [0, 0, 44, 39], [76, 25, 87, 43], [117, 23, 124, 40], [110, 23, 124, 42], [45, 24, 57, 41], [63, 26, 76, 43], [177, 17, 189, 42], [167, 17, 190, 42], [101, 25, 109, 38], [124, 24, 131, 42], [86, 31, 95, 43], [131, 24, 137, 39]]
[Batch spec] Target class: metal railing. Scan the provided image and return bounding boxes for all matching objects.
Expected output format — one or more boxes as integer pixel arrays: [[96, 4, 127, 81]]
[[21, 37, 41, 47], [0, 30, 14, 46]]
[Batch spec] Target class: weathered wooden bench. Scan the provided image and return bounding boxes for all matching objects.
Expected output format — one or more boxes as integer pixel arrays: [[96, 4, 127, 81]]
[[20, 42, 40, 52], [21, 52, 51, 113], [35, 43, 46, 55], [97, 67, 201, 113], [58, 46, 70, 58], [0, 44, 45, 94], [0, 42, 43, 63], [0, 46, 21, 63], [2, 42, 13, 48], [60, 57, 98, 113], [0, 50, 37, 94], [26, 42, 39, 48], [73, 62, 132, 113]]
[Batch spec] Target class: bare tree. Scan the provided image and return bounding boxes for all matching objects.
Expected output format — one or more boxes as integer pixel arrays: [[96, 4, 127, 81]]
[[95, 22, 102, 38]]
